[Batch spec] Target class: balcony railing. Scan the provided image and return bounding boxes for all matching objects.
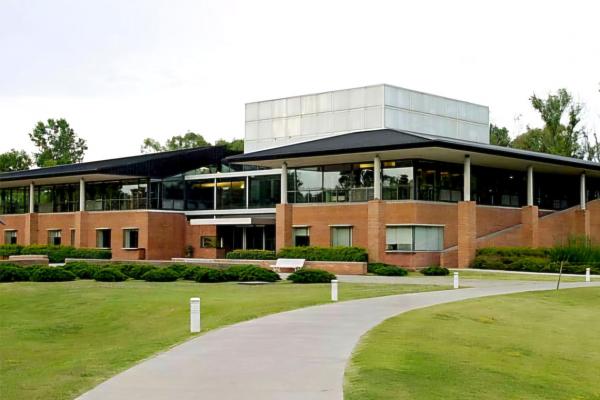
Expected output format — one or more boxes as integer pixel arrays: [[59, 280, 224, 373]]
[[288, 187, 374, 204]]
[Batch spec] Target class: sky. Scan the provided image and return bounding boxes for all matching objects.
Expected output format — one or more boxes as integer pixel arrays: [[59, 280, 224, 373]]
[[1, 0, 599, 161]]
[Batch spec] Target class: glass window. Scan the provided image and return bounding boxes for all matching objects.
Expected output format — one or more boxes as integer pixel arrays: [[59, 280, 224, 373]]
[[34, 184, 79, 213], [293, 227, 310, 247], [4, 230, 17, 245], [471, 166, 525, 207], [386, 226, 444, 251], [200, 236, 218, 248], [96, 229, 111, 248], [382, 161, 414, 200], [249, 175, 280, 208], [0, 187, 29, 214], [216, 178, 246, 209], [331, 226, 352, 247], [85, 180, 149, 211], [162, 179, 185, 210], [48, 230, 61, 246], [123, 229, 139, 249], [186, 180, 215, 210]]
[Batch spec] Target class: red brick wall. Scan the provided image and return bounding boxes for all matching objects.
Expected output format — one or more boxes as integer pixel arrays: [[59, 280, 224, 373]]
[[0, 214, 27, 245]]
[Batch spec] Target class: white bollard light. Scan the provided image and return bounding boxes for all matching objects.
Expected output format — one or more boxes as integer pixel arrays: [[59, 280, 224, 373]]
[[190, 297, 201, 333], [586, 268, 591, 283], [453, 272, 459, 289], [331, 279, 338, 302]]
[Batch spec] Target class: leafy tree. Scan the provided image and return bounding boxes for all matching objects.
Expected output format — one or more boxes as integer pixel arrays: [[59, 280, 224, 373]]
[[215, 138, 244, 152], [141, 132, 210, 153], [0, 149, 33, 172], [489, 124, 511, 146], [29, 119, 87, 167]]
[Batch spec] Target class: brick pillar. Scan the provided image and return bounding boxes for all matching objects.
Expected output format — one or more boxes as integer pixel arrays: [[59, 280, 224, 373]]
[[74, 211, 89, 248], [367, 200, 385, 263], [457, 201, 476, 268], [573, 209, 590, 238], [276, 204, 293, 251], [521, 205, 539, 247], [24, 213, 38, 245]]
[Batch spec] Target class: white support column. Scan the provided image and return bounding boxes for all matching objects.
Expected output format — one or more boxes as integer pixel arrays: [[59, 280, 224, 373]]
[[280, 162, 288, 204], [29, 183, 35, 213], [527, 166, 534, 206], [190, 297, 201, 333], [580, 172, 586, 210], [463, 155, 471, 202], [374, 155, 381, 200], [245, 176, 250, 208], [79, 178, 85, 212]]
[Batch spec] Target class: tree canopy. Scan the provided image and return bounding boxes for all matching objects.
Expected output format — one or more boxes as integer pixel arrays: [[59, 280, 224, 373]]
[[29, 118, 88, 167], [141, 133, 244, 153], [0, 149, 33, 172], [489, 124, 511, 146]]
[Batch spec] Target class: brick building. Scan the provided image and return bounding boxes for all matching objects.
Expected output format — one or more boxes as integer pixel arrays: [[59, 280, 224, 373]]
[[2, 85, 600, 268]]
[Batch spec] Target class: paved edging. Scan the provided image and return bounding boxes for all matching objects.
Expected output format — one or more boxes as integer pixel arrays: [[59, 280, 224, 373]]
[[77, 281, 600, 400]]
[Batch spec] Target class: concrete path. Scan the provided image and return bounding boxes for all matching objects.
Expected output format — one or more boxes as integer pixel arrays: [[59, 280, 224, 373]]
[[78, 281, 599, 400]]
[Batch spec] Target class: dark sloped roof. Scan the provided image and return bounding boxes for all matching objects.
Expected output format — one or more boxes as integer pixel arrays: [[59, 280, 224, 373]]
[[0, 146, 229, 182], [227, 129, 600, 171]]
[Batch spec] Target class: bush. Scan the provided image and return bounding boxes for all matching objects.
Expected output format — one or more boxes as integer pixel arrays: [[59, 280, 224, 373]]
[[420, 266, 449, 276], [368, 263, 408, 276], [226, 249, 277, 260], [549, 236, 600, 264], [30, 267, 76, 282], [94, 268, 127, 282], [0, 244, 23, 258], [277, 246, 368, 262], [0, 264, 29, 282], [194, 268, 229, 283], [477, 247, 550, 258], [142, 268, 180, 282], [164, 263, 188, 277], [230, 265, 280, 282], [180, 265, 204, 280], [17, 245, 111, 263], [63, 261, 101, 279], [287, 268, 336, 283], [125, 264, 157, 280]]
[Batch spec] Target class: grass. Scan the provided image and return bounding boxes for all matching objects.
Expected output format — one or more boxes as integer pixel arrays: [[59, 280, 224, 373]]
[[455, 269, 588, 282], [345, 287, 600, 400], [0, 280, 443, 400]]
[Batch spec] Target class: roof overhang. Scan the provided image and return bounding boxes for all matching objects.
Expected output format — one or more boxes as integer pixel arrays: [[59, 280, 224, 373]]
[[0, 173, 145, 189]]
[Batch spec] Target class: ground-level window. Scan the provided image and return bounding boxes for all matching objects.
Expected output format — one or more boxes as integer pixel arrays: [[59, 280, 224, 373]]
[[200, 236, 219, 248], [48, 229, 61, 246], [292, 227, 310, 247], [4, 230, 17, 245], [70, 229, 76, 246], [330, 226, 352, 247], [386, 225, 444, 251], [123, 228, 139, 249], [96, 229, 112, 248]]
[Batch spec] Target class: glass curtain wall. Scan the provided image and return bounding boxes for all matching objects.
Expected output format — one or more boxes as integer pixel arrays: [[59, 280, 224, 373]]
[[534, 173, 579, 210], [0, 187, 29, 214], [85, 180, 149, 211], [186, 180, 215, 210], [162, 177, 185, 210], [216, 178, 246, 209], [382, 160, 414, 200], [35, 184, 79, 213], [249, 175, 280, 208], [471, 166, 526, 207]]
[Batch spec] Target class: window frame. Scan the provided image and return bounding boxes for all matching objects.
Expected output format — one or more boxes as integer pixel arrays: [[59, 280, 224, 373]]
[[330, 225, 353, 247], [4, 230, 17, 245], [292, 226, 310, 247], [122, 228, 139, 249], [385, 224, 444, 252], [95, 228, 112, 249], [47, 229, 62, 246]]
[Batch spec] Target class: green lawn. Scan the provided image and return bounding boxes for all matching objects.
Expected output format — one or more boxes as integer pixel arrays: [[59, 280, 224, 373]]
[[455, 269, 588, 282], [0, 280, 443, 400], [345, 287, 600, 400]]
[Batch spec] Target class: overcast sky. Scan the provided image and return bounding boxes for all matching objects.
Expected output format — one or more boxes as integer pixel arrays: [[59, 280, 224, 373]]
[[1, 0, 598, 161]]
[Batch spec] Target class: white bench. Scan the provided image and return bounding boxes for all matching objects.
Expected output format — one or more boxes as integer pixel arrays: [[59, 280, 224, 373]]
[[270, 258, 305, 273]]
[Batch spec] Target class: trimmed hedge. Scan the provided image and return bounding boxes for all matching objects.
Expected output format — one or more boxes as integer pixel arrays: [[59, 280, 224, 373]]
[[420, 266, 450, 276], [0, 244, 112, 263], [226, 249, 276, 260], [94, 268, 127, 282], [287, 268, 336, 283], [194, 268, 229, 283], [368, 263, 408, 276], [476, 247, 550, 258], [277, 246, 367, 262], [63, 261, 100, 279], [227, 265, 280, 282], [142, 268, 180, 282], [30, 267, 76, 282], [0, 264, 30, 282], [123, 264, 157, 280]]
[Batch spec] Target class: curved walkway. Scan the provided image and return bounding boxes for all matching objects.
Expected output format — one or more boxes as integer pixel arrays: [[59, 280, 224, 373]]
[[78, 280, 599, 400]]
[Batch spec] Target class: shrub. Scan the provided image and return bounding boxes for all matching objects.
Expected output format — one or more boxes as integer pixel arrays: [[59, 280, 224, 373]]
[[0, 264, 29, 282], [142, 268, 180, 282], [550, 236, 600, 264], [94, 268, 127, 282], [181, 265, 205, 280], [30, 267, 76, 282], [277, 246, 367, 262], [420, 266, 449, 276], [18, 245, 111, 263], [164, 263, 188, 277], [226, 249, 277, 260], [194, 268, 229, 283], [235, 265, 280, 282], [368, 263, 408, 276], [127, 264, 157, 280], [63, 261, 101, 279], [287, 268, 336, 283], [0, 244, 23, 258], [477, 247, 550, 258]]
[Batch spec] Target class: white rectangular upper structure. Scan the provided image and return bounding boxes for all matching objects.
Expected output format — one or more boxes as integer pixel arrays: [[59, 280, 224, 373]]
[[244, 84, 490, 153]]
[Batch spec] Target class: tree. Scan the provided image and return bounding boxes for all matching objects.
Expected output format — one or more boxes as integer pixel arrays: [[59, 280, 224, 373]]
[[0, 149, 32, 172], [215, 138, 244, 152], [29, 119, 87, 167], [141, 132, 210, 153], [489, 124, 511, 146]]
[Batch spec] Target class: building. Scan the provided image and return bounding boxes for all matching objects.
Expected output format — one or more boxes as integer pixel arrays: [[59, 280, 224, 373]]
[[2, 84, 600, 268]]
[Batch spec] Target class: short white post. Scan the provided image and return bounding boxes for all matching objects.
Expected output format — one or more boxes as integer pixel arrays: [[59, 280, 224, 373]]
[[586, 268, 591, 283], [190, 297, 201, 333], [453, 272, 459, 289], [331, 279, 338, 302]]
